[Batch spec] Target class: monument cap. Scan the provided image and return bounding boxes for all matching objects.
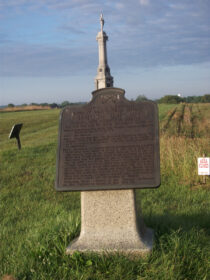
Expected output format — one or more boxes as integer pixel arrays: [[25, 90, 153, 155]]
[[92, 87, 125, 97]]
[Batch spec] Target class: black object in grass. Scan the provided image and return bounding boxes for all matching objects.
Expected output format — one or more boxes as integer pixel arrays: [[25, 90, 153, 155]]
[[9, 123, 23, 150]]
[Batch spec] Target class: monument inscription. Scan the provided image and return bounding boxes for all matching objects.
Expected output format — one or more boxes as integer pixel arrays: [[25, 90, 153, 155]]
[[56, 88, 160, 191]]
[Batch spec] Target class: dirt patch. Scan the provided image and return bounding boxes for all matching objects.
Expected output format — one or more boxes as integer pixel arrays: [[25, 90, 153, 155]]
[[161, 107, 177, 132], [0, 105, 51, 112], [2, 275, 17, 280], [177, 104, 185, 135], [183, 105, 191, 125], [191, 184, 210, 190]]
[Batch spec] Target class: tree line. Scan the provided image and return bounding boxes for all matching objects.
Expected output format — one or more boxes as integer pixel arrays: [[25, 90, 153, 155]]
[[136, 94, 210, 104], [7, 94, 210, 108], [7, 101, 86, 108]]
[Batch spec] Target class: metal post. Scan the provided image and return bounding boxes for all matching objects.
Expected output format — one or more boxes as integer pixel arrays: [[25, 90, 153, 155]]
[[203, 153, 206, 184], [16, 135, 21, 150]]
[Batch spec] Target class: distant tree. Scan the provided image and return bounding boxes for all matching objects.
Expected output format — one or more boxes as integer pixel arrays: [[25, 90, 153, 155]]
[[40, 103, 49, 107], [135, 95, 148, 102], [185, 96, 194, 103], [158, 95, 184, 104], [30, 102, 38, 106], [194, 96, 202, 103], [50, 103, 58, 108], [201, 94, 210, 103], [60, 101, 70, 108], [21, 103, 27, 107], [8, 103, 14, 107], [185, 96, 202, 103]]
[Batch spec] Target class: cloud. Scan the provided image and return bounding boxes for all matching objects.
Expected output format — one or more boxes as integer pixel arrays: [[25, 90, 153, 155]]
[[0, 33, 11, 44], [169, 3, 186, 10], [0, 0, 101, 13], [0, 0, 209, 77], [59, 25, 85, 35], [115, 3, 124, 10], [139, 0, 150, 6], [0, 43, 97, 76]]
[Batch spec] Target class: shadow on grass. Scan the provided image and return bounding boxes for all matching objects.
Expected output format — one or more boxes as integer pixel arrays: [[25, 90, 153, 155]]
[[144, 211, 210, 236]]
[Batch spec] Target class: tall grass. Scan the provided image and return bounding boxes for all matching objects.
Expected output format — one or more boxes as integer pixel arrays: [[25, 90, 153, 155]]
[[160, 136, 209, 186]]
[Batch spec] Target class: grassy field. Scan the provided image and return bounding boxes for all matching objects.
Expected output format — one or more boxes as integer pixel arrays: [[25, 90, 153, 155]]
[[0, 104, 209, 280]]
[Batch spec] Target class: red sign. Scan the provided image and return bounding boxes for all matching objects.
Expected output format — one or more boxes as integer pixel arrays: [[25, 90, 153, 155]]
[[198, 157, 210, 175]]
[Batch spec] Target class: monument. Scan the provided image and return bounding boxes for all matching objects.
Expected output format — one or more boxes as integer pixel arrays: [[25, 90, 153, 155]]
[[94, 14, 113, 89], [55, 14, 160, 255]]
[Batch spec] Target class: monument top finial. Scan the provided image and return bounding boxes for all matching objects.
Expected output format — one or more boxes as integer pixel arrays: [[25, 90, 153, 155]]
[[95, 13, 113, 89], [100, 13, 104, 32]]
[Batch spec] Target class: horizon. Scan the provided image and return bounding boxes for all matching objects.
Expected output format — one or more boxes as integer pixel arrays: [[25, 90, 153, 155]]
[[2, 92, 209, 108], [1, 0, 210, 106]]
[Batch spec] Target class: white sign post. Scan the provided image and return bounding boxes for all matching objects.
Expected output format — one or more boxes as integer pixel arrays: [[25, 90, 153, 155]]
[[198, 157, 210, 176]]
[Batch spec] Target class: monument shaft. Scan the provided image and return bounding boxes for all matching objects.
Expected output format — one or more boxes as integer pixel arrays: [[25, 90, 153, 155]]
[[95, 14, 113, 89]]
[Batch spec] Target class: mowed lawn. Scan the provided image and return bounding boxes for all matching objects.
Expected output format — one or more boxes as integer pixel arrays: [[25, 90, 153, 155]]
[[0, 104, 209, 280]]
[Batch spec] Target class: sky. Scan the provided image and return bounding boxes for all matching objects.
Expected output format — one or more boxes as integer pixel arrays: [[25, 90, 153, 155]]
[[0, 0, 210, 105]]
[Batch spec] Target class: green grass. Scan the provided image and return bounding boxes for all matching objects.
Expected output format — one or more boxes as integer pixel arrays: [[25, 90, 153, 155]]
[[158, 104, 177, 121], [0, 109, 60, 149], [0, 105, 210, 280]]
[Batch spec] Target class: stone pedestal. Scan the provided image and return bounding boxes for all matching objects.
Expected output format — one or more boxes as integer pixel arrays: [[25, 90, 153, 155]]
[[66, 189, 153, 255]]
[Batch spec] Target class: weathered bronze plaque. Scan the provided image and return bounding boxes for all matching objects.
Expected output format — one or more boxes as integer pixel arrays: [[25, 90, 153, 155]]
[[55, 88, 160, 191]]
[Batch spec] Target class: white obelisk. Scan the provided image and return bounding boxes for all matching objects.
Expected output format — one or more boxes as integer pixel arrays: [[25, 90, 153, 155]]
[[95, 14, 113, 89]]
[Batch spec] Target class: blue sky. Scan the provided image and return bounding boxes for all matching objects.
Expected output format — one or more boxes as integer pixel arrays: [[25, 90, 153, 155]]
[[0, 0, 210, 105]]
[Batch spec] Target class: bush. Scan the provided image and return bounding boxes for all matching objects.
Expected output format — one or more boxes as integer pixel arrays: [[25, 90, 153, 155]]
[[135, 95, 148, 102], [158, 95, 184, 104], [50, 103, 58, 109], [201, 94, 210, 103], [60, 101, 70, 108], [185, 96, 202, 103]]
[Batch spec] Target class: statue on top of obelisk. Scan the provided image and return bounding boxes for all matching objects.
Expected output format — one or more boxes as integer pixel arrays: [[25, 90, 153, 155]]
[[95, 13, 113, 90], [100, 13, 104, 32]]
